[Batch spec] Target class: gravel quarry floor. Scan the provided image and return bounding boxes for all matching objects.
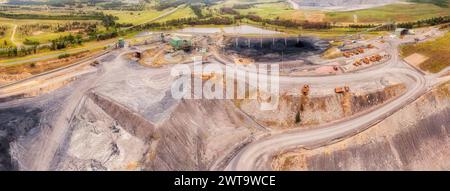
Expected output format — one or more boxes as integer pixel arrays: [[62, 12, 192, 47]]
[[0, 29, 449, 170]]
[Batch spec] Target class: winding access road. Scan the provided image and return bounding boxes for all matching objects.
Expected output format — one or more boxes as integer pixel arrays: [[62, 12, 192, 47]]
[[0, 29, 436, 171], [222, 36, 429, 170], [225, 68, 426, 170], [202, 31, 431, 170]]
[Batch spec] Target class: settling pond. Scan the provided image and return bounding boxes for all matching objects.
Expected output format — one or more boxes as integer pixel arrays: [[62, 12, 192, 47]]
[[223, 36, 329, 62]]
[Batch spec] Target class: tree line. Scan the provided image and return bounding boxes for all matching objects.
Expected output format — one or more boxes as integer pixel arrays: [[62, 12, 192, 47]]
[[0, 46, 39, 57], [17, 22, 99, 36], [397, 16, 450, 29], [164, 17, 234, 27], [408, 0, 449, 8], [155, 0, 185, 11], [0, 25, 6, 37], [190, 5, 205, 18], [0, 12, 111, 21], [219, 7, 332, 30], [240, 14, 332, 30], [50, 34, 83, 50]]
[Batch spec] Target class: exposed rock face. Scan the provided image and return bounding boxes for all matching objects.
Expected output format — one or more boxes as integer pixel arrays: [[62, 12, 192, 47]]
[[2, 58, 256, 171], [0, 107, 42, 171], [296, 0, 396, 7], [239, 84, 406, 129], [51, 93, 255, 171], [146, 99, 255, 170], [273, 81, 450, 170], [54, 98, 149, 171]]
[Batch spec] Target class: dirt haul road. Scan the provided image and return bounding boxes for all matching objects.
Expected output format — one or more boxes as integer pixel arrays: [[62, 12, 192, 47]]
[[0, 46, 152, 170], [224, 67, 426, 170], [221, 37, 429, 171], [0, 33, 436, 171]]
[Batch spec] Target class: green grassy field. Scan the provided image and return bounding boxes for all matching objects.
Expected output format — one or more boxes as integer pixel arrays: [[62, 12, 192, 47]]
[[102, 9, 166, 25], [1, 10, 75, 16], [235, 2, 298, 19], [0, 22, 14, 48], [0, 18, 102, 45], [16, 31, 71, 44], [208, 1, 331, 24], [326, 3, 450, 24], [235, 19, 385, 38], [0, 0, 447, 60], [212, 0, 282, 7], [0, 38, 117, 66], [157, 6, 196, 22], [401, 31, 450, 73], [211, 1, 449, 24]]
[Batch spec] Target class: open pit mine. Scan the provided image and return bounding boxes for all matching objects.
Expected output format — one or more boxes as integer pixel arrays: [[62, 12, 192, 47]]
[[0, 23, 449, 171]]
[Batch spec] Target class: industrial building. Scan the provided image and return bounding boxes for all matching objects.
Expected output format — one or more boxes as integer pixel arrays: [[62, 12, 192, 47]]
[[118, 38, 126, 48], [395, 28, 415, 36], [169, 36, 192, 51]]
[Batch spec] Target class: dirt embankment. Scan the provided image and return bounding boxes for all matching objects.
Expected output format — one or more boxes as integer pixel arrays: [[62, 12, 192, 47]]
[[88, 92, 157, 140], [144, 99, 255, 171], [0, 50, 96, 85], [0, 63, 96, 103], [239, 84, 406, 129], [54, 97, 150, 171], [53, 94, 256, 170], [0, 107, 42, 171], [135, 46, 193, 67], [273, 81, 450, 170]]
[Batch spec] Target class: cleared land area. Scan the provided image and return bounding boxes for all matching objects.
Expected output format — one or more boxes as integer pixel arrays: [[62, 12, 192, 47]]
[[273, 81, 450, 170], [157, 6, 195, 22], [325, 3, 450, 23], [0, 38, 115, 66], [1, 0, 450, 171], [234, 2, 299, 20], [214, 0, 282, 6], [213, 1, 448, 24], [0, 18, 100, 44], [102, 10, 166, 25], [0, 23, 13, 47], [212, 1, 325, 22], [401, 32, 450, 73]]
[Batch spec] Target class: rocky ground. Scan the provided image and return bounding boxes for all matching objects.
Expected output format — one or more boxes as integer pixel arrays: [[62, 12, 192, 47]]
[[0, 106, 42, 170], [52, 95, 257, 170], [238, 82, 406, 129], [273, 81, 450, 170], [0, 55, 259, 171], [0, 39, 447, 171]]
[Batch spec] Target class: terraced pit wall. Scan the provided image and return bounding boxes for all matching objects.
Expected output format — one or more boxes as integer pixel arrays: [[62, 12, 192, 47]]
[[0, 107, 42, 170], [55, 93, 254, 170], [88, 92, 157, 140], [239, 84, 406, 129], [273, 81, 450, 170]]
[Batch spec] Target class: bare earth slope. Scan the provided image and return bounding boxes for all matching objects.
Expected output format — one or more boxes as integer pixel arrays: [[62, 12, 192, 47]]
[[273, 81, 450, 170], [52, 95, 257, 170], [297, 0, 396, 6], [291, 0, 400, 10]]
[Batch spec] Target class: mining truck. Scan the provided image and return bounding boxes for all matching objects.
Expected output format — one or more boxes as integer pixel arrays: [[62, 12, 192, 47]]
[[335, 86, 350, 93], [302, 84, 310, 95]]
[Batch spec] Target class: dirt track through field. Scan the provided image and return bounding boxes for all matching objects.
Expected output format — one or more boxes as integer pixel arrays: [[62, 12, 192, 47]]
[[10, 24, 18, 46]]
